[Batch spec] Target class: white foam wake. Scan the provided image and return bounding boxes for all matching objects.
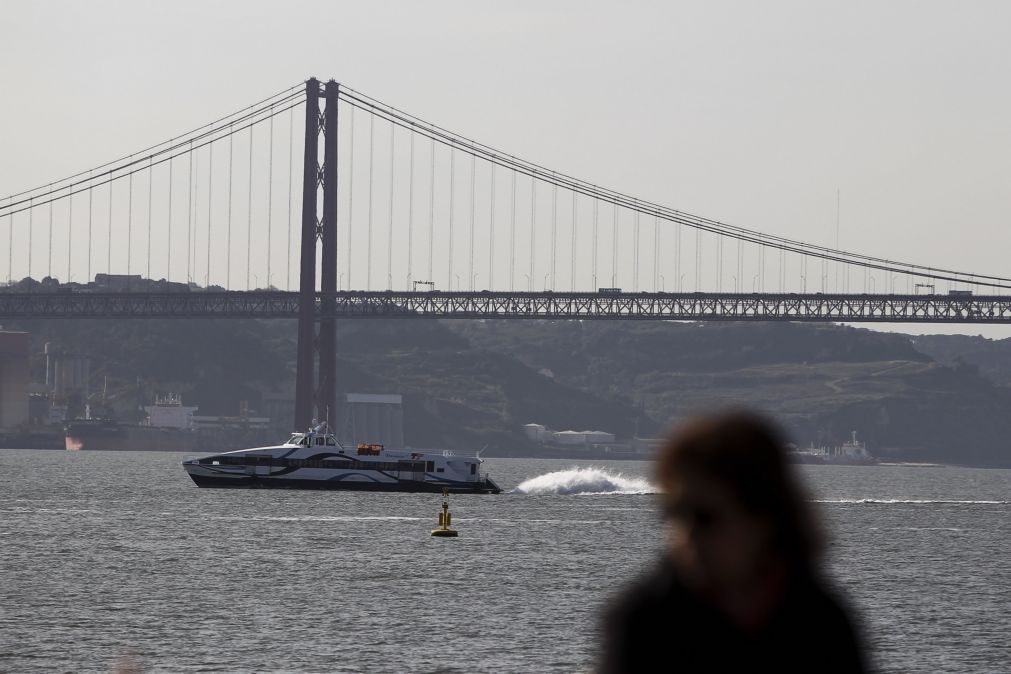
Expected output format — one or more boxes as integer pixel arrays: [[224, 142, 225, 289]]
[[511, 467, 655, 495], [815, 499, 1008, 505]]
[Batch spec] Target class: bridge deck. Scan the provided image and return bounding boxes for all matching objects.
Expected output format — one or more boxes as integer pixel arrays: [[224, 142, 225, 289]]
[[2, 290, 1010, 323]]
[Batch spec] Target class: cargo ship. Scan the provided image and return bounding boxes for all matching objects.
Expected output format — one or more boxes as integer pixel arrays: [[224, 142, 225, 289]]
[[65, 394, 269, 453]]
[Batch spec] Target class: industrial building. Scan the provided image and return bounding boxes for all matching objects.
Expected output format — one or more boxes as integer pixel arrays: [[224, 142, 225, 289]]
[[337, 393, 405, 449], [0, 331, 30, 429]]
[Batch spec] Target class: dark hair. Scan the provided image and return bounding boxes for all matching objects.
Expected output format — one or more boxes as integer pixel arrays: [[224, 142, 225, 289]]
[[656, 410, 822, 572]]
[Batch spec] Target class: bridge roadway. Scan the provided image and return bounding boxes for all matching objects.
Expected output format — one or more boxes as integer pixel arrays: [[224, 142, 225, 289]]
[[2, 290, 1011, 323]]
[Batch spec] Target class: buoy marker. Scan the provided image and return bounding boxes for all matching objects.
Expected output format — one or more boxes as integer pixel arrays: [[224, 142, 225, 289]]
[[431, 487, 459, 538]]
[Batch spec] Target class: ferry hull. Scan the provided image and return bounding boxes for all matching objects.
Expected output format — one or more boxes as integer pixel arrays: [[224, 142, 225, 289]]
[[186, 471, 501, 494]]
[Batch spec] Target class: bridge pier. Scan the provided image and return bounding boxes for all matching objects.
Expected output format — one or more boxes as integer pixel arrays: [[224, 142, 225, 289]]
[[293, 78, 339, 431]]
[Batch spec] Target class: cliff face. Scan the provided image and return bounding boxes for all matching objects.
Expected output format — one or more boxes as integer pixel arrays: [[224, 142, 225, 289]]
[[7, 317, 1011, 466]]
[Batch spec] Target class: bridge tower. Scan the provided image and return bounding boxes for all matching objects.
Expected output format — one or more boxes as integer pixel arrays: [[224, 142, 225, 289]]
[[294, 78, 339, 431]]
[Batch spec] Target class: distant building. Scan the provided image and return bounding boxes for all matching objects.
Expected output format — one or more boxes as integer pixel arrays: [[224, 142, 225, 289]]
[[0, 331, 30, 429], [92, 273, 144, 291], [552, 429, 616, 446], [337, 393, 405, 449], [44, 343, 90, 402], [523, 423, 549, 442], [144, 394, 198, 429]]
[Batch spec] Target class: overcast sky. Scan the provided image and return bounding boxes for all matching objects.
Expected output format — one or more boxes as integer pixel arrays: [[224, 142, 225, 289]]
[[3, 1, 1011, 336]]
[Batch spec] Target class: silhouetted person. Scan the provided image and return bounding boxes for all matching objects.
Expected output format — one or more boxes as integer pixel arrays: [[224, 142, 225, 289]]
[[598, 411, 869, 673]]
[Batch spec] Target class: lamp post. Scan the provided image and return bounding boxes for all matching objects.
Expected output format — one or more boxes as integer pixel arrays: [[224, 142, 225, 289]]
[[659, 275, 665, 292], [800, 275, 806, 293], [544, 273, 550, 290], [472, 273, 479, 291], [731, 275, 738, 293]]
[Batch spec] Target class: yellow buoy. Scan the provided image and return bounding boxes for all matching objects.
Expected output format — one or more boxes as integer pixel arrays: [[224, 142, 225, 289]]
[[431, 487, 459, 537]]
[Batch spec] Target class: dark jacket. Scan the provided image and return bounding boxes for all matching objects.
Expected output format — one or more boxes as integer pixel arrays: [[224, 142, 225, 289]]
[[599, 559, 869, 673]]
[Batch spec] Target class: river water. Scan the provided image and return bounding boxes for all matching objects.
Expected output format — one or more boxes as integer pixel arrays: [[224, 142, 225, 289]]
[[1, 451, 1008, 673]]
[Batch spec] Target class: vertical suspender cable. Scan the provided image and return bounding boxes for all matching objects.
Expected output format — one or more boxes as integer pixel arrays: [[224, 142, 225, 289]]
[[206, 141, 214, 286], [448, 148, 454, 289], [106, 174, 112, 277], [87, 172, 93, 282], [675, 220, 680, 292], [695, 228, 701, 291], [6, 197, 11, 282], [147, 157, 153, 280], [407, 131, 414, 288], [227, 133, 234, 286], [247, 125, 253, 289], [267, 111, 274, 288], [653, 210, 659, 291], [469, 153, 475, 290], [551, 180, 557, 291], [187, 142, 193, 282], [611, 203, 618, 287], [570, 191, 576, 291], [592, 199, 597, 288], [127, 174, 132, 279], [428, 137, 434, 284], [68, 184, 73, 281], [48, 186, 53, 278], [346, 105, 355, 289], [193, 145, 199, 283], [509, 169, 515, 291], [28, 197, 33, 280], [529, 179, 535, 291], [287, 106, 294, 290], [716, 234, 722, 292], [633, 204, 639, 291], [167, 155, 172, 282], [488, 164, 495, 288], [388, 121, 394, 289], [367, 112, 375, 290]]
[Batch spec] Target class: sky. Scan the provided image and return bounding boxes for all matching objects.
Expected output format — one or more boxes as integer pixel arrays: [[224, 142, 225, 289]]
[[2, 1, 1011, 337]]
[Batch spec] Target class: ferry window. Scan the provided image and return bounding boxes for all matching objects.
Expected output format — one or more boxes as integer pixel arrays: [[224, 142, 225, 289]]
[[315, 437, 325, 446], [426, 461, 434, 472], [470, 464, 476, 475], [436, 468, 444, 473]]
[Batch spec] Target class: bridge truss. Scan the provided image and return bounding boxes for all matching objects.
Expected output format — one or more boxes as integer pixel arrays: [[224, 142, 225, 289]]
[[3, 291, 1010, 323]]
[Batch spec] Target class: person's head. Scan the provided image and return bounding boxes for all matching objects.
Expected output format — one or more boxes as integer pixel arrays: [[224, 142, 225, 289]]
[[656, 410, 821, 591]]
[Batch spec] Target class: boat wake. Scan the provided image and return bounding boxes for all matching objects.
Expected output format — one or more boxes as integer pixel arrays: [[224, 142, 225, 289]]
[[511, 467, 655, 496], [815, 499, 1008, 505]]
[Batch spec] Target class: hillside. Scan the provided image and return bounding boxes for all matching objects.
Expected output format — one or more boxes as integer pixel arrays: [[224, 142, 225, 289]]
[[5, 317, 1011, 466]]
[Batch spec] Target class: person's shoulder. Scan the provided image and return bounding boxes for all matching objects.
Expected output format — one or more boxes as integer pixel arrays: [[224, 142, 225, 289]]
[[786, 574, 871, 673], [603, 558, 684, 626]]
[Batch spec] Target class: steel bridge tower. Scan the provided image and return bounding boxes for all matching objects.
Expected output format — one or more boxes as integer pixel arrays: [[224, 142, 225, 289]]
[[294, 78, 339, 431]]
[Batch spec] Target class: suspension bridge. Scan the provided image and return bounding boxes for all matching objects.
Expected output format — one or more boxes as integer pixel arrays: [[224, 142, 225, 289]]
[[3, 77, 1011, 426]]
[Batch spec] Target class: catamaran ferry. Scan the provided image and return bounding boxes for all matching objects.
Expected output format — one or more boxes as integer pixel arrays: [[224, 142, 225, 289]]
[[181, 427, 502, 493]]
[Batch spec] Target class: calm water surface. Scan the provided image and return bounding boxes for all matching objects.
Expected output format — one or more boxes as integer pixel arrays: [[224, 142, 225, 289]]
[[1, 450, 1009, 673]]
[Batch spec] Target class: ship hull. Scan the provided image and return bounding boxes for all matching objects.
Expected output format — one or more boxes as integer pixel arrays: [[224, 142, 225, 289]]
[[66, 422, 268, 453], [186, 471, 501, 494]]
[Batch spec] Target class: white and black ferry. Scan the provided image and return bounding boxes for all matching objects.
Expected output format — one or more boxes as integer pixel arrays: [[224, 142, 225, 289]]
[[182, 427, 502, 494]]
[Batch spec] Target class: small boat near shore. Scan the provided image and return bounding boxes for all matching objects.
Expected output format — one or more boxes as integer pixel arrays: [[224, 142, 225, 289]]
[[182, 426, 502, 493]]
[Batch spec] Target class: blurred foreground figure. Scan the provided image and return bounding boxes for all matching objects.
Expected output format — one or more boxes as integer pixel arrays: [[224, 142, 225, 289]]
[[598, 411, 869, 673]]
